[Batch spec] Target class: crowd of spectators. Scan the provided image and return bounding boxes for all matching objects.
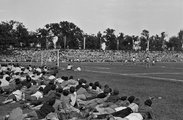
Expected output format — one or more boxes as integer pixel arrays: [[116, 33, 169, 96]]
[[60, 49, 183, 62], [0, 63, 155, 120], [1, 49, 183, 63]]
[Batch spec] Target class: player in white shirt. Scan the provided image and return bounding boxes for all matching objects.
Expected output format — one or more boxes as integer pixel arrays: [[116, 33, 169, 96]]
[[67, 64, 73, 70], [132, 56, 136, 65], [145, 56, 151, 68]]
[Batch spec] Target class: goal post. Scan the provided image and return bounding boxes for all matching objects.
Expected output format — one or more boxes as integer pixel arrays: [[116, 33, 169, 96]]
[[31, 49, 60, 67]]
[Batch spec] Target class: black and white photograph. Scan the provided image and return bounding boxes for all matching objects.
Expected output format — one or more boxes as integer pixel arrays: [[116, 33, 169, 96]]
[[0, 0, 183, 120]]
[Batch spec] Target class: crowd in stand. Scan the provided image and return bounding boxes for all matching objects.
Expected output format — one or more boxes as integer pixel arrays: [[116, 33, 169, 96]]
[[1, 49, 183, 63], [60, 50, 183, 62], [0, 63, 155, 120]]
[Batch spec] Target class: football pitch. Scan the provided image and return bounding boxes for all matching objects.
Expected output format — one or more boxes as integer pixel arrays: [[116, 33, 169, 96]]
[[1, 62, 183, 120]]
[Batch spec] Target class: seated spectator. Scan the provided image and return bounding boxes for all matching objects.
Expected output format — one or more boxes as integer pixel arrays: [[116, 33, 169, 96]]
[[128, 97, 140, 113], [43, 80, 55, 95], [69, 86, 77, 106], [52, 93, 62, 113], [0, 75, 10, 88], [96, 87, 111, 99], [105, 89, 120, 103], [138, 99, 155, 119], [21, 75, 32, 88], [107, 99, 154, 120]]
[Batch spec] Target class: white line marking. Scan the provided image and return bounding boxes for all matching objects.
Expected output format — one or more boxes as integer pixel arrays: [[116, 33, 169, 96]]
[[131, 74, 183, 82], [85, 69, 183, 83], [128, 72, 183, 75], [93, 67, 110, 69]]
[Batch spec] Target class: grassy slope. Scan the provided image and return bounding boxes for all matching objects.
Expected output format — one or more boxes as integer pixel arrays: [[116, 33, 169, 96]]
[[0, 62, 183, 120]]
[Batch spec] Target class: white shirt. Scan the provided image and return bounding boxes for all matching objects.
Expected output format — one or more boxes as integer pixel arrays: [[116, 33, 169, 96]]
[[31, 91, 43, 100], [12, 90, 24, 101], [128, 103, 139, 112], [1, 66, 7, 72], [48, 75, 56, 80], [114, 106, 127, 112], [69, 92, 77, 106], [24, 69, 29, 74], [67, 65, 73, 70], [76, 67, 81, 71], [14, 67, 21, 73], [36, 68, 42, 73], [28, 66, 32, 71], [39, 85, 46, 89], [125, 113, 143, 120], [55, 78, 64, 84], [0, 78, 9, 87]]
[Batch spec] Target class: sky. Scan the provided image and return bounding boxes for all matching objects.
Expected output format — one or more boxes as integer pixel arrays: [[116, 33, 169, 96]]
[[0, 0, 183, 37]]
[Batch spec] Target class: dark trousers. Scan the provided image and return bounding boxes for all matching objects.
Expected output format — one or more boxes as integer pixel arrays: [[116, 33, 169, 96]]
[[112, 107, 133, 118]]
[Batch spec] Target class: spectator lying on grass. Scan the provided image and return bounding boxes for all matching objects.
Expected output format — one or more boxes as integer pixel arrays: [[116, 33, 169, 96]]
[[106, 99, 155, 120], [1, 86, 26, 104]]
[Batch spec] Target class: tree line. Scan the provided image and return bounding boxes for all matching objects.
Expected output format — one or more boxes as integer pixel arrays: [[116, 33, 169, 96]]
[[0, 20, 183, 51]]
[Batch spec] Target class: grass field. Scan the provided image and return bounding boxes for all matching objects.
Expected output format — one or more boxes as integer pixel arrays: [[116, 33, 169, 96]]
[[1, 62, 183, 120]]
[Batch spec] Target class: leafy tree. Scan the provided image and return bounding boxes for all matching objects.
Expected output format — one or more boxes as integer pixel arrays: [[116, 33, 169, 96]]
[[178, 30, 183, 49], [37, 28, 50, 48], [84, 34, 98, 49], [15, 22, 29, 47], [0, 20, 29, 49], [123, 35, 133, 50], [27, 31, 39, 48], [103, 28, 116, 50], [59, 21, 83, 49], [37, 21, 83, 49], [169, 36, 182, 51], [149, 35, 163, 51]]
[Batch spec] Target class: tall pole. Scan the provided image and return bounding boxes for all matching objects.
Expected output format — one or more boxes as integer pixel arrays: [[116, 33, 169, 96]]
[[64, 36, 66, 49], [83, 37, 86, 49], [117, 38, 119, 50], [57, 49, 59, 67], [146, 37, 149, 51], [41, 51, 43, 66], [46, 37, 48, 49]]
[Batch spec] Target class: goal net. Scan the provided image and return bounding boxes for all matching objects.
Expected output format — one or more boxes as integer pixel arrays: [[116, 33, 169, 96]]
[[31, 49, 59, 67]]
